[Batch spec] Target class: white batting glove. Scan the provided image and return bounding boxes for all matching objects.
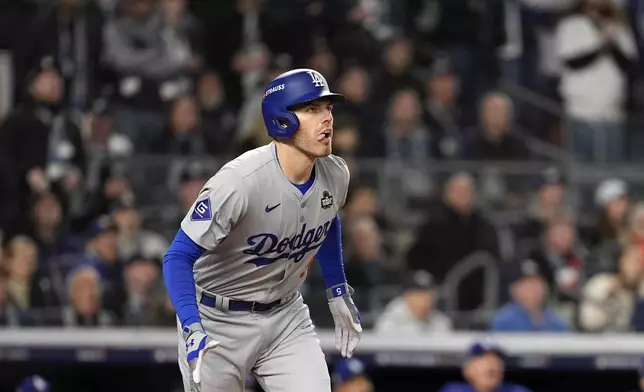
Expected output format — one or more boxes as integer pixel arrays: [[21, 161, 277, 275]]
[[183, 323, 220, 384], [327, 283, 362, 358]]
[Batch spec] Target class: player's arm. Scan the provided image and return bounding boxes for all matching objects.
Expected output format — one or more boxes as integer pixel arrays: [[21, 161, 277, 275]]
[[317, 213, 362, 358], [163, 170, 247, 326]]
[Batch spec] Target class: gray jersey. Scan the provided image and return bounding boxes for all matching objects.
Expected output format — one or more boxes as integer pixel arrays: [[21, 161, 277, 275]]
[[181, 143, 350, 303]]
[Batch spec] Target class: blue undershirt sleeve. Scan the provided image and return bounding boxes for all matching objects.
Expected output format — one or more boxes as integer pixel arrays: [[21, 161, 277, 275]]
[[163, 229, 205, 327], [316, 213, 348, 290]]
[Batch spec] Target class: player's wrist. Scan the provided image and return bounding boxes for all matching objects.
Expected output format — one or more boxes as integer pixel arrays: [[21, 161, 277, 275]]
[[326, 283, 353, 300], [182, 322, 206, 340]]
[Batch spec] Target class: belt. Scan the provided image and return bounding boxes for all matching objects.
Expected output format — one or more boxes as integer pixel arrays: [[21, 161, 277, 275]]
[[200, 294, 285, 312]]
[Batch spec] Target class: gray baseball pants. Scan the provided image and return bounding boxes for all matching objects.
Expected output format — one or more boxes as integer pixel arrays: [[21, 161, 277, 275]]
[[177, 293, 331, 392]]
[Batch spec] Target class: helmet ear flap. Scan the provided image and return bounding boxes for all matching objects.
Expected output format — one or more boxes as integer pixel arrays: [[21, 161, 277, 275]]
[[270, 110, 299, 138]]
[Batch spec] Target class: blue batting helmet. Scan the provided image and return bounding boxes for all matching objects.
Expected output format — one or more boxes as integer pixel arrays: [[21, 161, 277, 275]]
[[261, 68, 345, 138]]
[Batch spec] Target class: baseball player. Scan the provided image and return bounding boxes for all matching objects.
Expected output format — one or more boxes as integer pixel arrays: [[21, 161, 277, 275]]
[[163, 68, 362, 392]]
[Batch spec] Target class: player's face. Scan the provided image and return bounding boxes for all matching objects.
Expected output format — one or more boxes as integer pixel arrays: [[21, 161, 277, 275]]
[[292, 99, 334, 158]]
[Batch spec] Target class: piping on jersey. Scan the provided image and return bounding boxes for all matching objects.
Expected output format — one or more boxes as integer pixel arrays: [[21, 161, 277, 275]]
[[243, 220, 333, 267]]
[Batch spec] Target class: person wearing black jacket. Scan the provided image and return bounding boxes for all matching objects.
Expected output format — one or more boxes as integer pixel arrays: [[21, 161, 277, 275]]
[[0, 58, 85, 239]]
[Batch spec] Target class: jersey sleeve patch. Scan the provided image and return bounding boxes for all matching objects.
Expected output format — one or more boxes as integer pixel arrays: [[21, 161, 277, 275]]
[[190, 198, 212, 221]]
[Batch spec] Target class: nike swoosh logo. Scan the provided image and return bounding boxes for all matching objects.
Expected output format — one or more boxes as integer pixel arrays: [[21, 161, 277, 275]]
[[265, 203, 281, 213]]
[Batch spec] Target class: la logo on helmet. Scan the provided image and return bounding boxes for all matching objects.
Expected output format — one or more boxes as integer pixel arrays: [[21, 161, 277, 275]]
[[307, 71, 325, 88]]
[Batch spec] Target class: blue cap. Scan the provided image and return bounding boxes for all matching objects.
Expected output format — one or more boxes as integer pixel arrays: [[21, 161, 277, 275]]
[[468, 338, 505, 360], [332, 358, 367, 385], [16, 376, 50, 392], [89, 215, 117, 238]]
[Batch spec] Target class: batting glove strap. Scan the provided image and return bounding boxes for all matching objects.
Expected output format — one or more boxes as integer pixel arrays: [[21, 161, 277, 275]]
[[326, 283, 354, 300]]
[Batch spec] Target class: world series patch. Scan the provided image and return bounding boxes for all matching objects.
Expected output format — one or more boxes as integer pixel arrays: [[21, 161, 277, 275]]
[[321, 191, 333, 209]]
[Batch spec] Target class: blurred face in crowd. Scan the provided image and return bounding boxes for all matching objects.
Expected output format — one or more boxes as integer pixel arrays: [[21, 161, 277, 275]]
[[350, 218, 382, 261], [606, 196, 629, 225], [347, 187, 378, 217], [171, 96, 199, 134], [333, 124, 359, 156], [335, 376, 374, 392], [126, 0, 155, 18], [429, 73, 457, 107], [390, 90, 421, 131], [629, 205, 644, 238], [539, 183, 564, 210], [618, 247, 643, 288], [180, 178, 207, 212], [34, 193, 62, 231], [31, 69, 62, 104], [90, 113, 113, 146], [385, 39, 413, 75], [125, 259, 159, 296], [445, 174, 475, 215], [113, 207, 141, 236], [289, 99, 335, 158], [481, 94, 511, 139], [6, 238, 38, 281], [92, 230, 119, 263], [0, 272, 7, 307], [339, 67, 368, 103], [197, 73, 224, 111], [104, 176, 131, 199], [70, 268, 101, 316], [464, 353, 504, 392], [546, 219, 574, 254], [404, 288, 436, 321], [308, 50, 336, 82], [511, 276, 547, 311]]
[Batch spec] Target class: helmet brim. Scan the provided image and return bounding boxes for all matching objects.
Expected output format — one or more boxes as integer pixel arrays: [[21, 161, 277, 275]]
[[287, 92, 346, 110]]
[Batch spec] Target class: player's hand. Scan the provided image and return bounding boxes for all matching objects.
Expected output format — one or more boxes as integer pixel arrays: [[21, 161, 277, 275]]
[[183, 322, 220, 385], [327, 284, 362, 358]]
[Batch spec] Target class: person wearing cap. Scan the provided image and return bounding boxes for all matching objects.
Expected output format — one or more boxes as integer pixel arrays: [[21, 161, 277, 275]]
[[16, 375, 51, 392], [590, 178, 629, 247], [374, 270, 452, 334], [331, 358, 374, 392], [490, 259, 569, 332], [438, 341, 532, 392]]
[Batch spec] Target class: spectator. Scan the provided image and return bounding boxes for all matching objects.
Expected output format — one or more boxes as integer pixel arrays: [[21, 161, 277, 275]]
[[406, 172, 499, 311], [0, 265, 21, 327], [78, 216, 125, 319], [422, 58, 462, 159], [581, 246, 644, 332], [556, 0, 637, 162], [103, 0, 194, 152], [156, 95, 205, 155], [60, 265, 115, 327], [374, 270, 452, 334], [13, 0, 105, 109], [381, 89, 432, 161], [515, 168, 572, 253], [331, 358, 374, 392], [431, 0, 507, 127], [438, 340, 532, 392], [122, 255, 165, 326], [0, 57, 83, 238], [332, 65, 375, 151], [525, 216, 585, 317], [588, 178, 630, 249], [28, 192, 83, 267], [371, 36, 422, 107], [490, 259, 569, 332], [111, 201, 169, 261], [4, 236, 42, 311], [464, 92, 529, 161], [197, 71, 237, 155]]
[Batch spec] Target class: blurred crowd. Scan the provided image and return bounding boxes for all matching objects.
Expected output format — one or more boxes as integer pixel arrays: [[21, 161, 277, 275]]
[[3, 0, 644, 337]]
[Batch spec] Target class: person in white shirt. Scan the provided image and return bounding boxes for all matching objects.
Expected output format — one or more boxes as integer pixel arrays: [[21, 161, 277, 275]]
[[555, 0, 637, 162], [374, 270, 452, 334]]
